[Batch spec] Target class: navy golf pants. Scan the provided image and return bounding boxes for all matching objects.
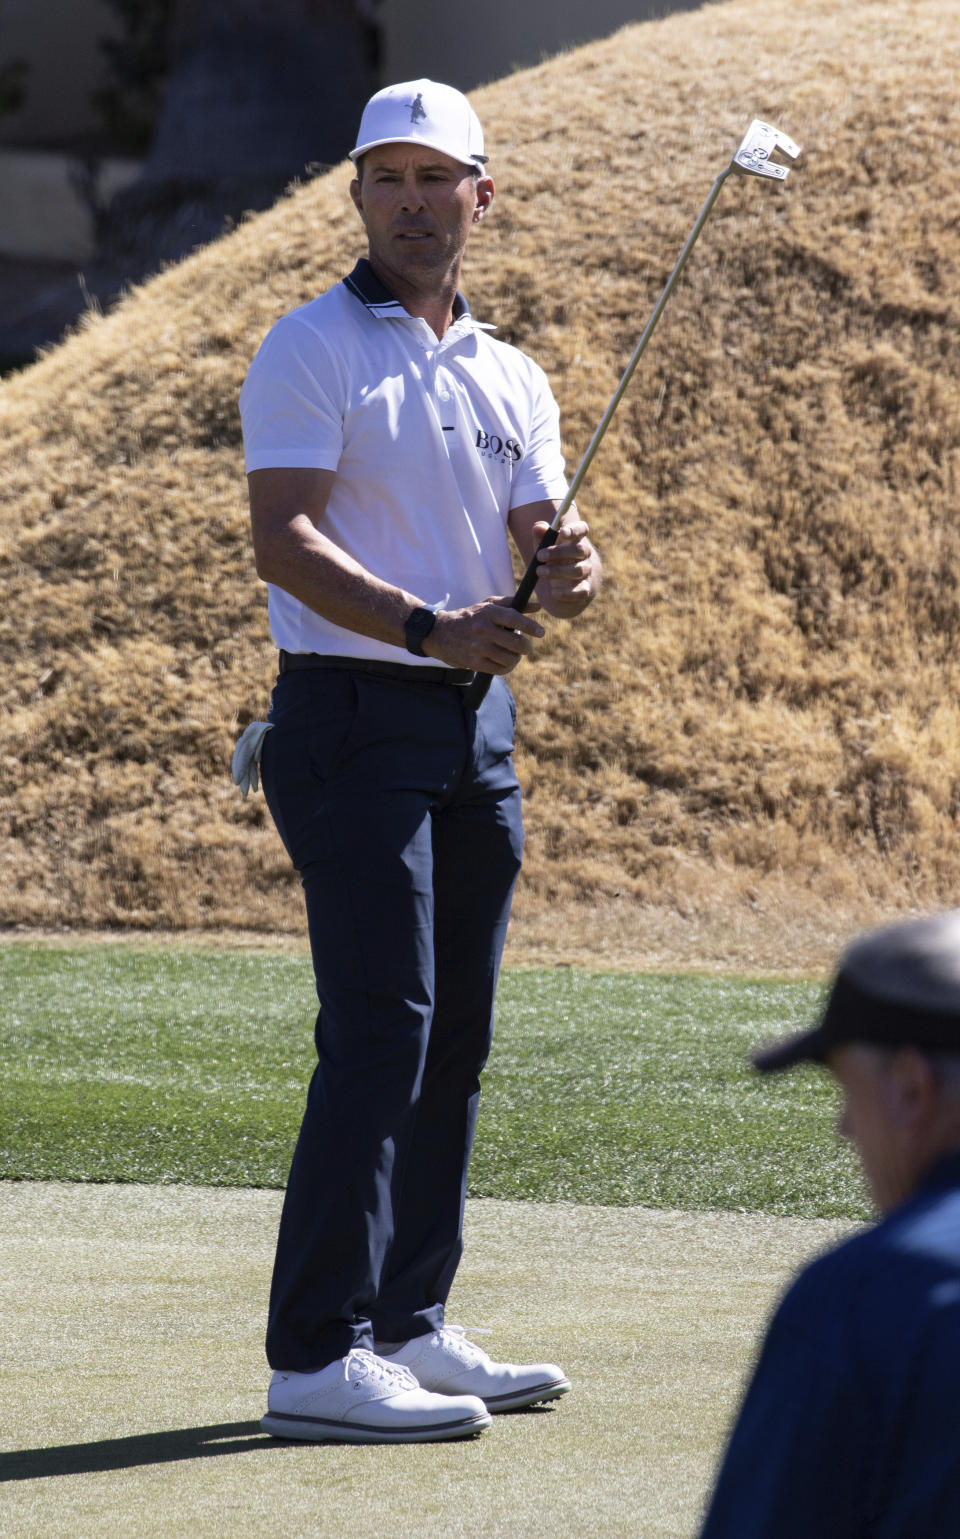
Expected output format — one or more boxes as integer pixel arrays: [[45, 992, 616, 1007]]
[[259, 665, 524, 1371]]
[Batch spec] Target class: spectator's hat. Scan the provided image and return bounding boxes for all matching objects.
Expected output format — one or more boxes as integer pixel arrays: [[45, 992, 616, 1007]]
[[350, 79, 487, 169], [754, 909, 960, 1072]]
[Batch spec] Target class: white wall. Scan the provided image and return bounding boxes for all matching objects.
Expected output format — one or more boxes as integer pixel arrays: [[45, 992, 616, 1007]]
[[0, 149, 140, 259]]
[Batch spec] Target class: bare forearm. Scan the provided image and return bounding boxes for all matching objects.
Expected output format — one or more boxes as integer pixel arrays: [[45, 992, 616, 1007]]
[[254, 509, 545, 673], [254, 513, 422, 648]]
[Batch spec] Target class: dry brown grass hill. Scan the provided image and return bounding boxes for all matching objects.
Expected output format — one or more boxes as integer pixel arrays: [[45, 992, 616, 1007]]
[[2, 0, 959, 971]]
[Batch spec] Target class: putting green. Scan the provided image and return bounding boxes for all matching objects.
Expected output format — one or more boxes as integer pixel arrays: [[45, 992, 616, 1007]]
[[0, 1184, 851, 1537]]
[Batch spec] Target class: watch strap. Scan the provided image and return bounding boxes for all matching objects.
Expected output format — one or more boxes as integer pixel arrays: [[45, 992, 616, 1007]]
[[403, 605, 439, 656]]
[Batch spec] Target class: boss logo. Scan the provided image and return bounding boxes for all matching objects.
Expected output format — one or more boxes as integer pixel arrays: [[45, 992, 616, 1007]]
[[475, 428, 523, 463]]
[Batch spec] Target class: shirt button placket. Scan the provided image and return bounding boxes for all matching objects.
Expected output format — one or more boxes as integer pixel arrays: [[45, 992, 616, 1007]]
[[435, 351, 451, 408]]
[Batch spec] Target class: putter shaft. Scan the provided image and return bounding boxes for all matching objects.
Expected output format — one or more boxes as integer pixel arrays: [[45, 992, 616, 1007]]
[[463, 119, 800, 709]]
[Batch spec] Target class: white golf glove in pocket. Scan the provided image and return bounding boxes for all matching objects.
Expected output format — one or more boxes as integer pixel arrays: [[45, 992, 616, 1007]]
[[232, 721, 274, 796]]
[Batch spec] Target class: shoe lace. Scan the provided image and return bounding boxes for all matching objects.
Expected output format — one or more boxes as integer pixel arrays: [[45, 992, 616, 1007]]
[[437, 1324, 493, 1365], [344, 1347, 418, 1393]]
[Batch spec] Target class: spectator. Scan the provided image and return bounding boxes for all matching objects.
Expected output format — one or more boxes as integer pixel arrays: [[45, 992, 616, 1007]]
[[700, 908, 960, 1538]]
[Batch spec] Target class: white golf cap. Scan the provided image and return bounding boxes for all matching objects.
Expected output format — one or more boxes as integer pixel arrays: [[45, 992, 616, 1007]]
[[350, 79, 487, 169]]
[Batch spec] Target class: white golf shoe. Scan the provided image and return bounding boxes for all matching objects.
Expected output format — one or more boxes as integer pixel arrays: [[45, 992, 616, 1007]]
[[261, 1348, 492, 1443], [380, 1326, 571, 1412]]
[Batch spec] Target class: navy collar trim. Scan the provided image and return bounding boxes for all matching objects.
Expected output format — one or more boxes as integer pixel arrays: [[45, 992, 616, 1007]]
[[343, 258, 472, 322]]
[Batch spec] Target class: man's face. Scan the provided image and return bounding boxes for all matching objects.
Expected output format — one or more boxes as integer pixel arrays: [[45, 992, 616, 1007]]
[[350, 144, 493, 293], [829, 1043, 932, 1212]]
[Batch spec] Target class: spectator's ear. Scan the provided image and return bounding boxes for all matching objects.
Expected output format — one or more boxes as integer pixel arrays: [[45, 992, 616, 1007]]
[[888, 1048, 939, 1132]]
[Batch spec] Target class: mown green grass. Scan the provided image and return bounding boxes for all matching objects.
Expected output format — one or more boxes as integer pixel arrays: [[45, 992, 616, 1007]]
[[0, 944, 866, 1218]]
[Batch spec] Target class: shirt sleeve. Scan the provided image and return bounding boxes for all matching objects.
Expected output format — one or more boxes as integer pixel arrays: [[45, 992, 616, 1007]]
[[239, 314, 344, 473], [508, 360, 568, 509], [697, 1265, 869, 1539]]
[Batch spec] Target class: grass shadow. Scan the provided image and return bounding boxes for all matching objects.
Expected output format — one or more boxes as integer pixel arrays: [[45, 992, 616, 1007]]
[[0, 1421, 273, 1481]]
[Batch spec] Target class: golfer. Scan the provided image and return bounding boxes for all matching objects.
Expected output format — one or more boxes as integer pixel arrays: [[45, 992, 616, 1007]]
[[699, 908, 960, 1536], [238, 78, 601, 1443]]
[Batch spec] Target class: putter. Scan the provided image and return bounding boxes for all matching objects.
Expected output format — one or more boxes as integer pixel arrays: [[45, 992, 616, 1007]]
[[463, 119, 801, 709]]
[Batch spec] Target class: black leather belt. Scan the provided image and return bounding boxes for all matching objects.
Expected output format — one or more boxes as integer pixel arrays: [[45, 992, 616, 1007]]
[[278, 651, 476, 687]]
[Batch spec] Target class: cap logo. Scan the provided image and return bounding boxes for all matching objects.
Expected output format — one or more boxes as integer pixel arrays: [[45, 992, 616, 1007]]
[[410, 93, 426, 125]]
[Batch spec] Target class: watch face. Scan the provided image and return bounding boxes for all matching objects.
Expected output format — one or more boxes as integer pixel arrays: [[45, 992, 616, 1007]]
[[404, 607, 438, 654], [408, 609, 436, 638]]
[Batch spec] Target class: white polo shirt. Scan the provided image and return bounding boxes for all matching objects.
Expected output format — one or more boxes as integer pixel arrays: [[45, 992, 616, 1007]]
[[239, 259, 569, 662]]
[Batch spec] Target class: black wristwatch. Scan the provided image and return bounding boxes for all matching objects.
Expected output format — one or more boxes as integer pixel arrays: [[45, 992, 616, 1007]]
[[403, 606, 439, 656]]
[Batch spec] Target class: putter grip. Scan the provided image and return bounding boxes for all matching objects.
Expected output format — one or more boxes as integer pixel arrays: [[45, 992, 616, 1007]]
[[463, 526, 560, 710]]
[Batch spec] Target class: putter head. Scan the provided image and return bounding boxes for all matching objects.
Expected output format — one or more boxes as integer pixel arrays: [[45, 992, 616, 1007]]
[[732, 120, 801, 180]]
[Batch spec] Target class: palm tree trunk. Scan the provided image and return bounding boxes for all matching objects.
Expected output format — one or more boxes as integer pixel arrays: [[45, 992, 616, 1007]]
[[105, 0, 378, 269]]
